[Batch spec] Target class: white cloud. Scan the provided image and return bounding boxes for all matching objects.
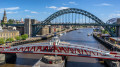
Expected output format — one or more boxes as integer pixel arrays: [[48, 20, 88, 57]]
[[24, 10, 30, 12], [46, 6, 57, 9], [26, 15, 34, 18], [95, 3, 112, 6], [57, 7, 69, 10], [7, 11, 18, 14], [0, 7, 20, 13], [46, 6, 69, 10], [62, 3, 68, 5], [69, 2, 78, 5], [109, 13, 120, 18], [5, 7, 20, 10], [31, 11, 38, 14]]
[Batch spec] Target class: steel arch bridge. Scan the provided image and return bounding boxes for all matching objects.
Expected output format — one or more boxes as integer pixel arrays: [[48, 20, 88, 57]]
[[33, 8, 106, 36], [43, 8, 104, 24]]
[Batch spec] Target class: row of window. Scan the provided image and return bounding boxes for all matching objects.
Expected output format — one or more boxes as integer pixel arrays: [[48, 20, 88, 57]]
[[0, 32, 19, 38]]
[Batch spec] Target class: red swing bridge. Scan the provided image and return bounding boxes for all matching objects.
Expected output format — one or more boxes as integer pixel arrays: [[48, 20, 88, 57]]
[[0, 37, 120, 61]]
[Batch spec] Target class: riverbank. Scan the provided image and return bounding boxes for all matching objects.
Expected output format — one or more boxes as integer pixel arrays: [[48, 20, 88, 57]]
[[93, 32, 120, 67], [93, 32, 120, 51], [0, 28, 75, 66], [2, 29, 75, 46]]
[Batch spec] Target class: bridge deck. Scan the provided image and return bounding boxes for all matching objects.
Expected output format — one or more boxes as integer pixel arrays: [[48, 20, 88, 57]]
[[0, 42, 120, 60]]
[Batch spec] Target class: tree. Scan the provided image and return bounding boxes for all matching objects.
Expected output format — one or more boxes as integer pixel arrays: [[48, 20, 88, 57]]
[[16, 21, 19, 24], [101, 30, 109, 34], [1, 22, 6, 25], [15, 36, 22, 40], [0, 38, 5, 44], [8, 19, 15, 24], [21, 34, 28, 40], [6, 38, 14, 42]]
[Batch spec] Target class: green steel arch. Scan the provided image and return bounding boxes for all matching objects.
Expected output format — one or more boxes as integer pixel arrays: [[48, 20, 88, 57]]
[[43, 8, 104, 24], [33, 8, 116, 37]]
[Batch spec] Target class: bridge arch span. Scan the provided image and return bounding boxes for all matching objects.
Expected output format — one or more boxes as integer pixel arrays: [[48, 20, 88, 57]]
[[43, 8, 104, 24]]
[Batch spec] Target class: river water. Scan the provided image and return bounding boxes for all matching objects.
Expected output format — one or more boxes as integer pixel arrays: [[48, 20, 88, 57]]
[[0, 28, 107, 67]]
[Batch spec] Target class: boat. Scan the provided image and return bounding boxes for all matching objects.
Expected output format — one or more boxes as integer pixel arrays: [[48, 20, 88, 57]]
[[64, 32, 66, 35], [87, 33, 92, 36], [59, 33, 63, 36]]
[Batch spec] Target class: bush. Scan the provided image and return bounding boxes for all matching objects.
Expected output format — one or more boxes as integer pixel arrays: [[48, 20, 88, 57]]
[[0, 38, 5, 44], [15, 36, 22, 40], [101, 30, 109, 34], [6, 38, 14, 42], [21, 34, 28, 40]]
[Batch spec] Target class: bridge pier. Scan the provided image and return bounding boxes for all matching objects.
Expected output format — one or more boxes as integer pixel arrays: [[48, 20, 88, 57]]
[[115, 18, 120, 36], [104, 59, 120, 67], [0, 53, 16, 64], [5, 53, 16, 63]]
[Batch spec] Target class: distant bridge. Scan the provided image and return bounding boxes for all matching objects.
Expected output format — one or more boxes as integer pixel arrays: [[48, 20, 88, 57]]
[[6, 23, 120, 26]]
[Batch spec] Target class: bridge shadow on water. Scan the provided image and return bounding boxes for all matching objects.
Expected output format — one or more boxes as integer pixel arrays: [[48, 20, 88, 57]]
[[6, 58, 39, 66], [66, 61, 108, 67]]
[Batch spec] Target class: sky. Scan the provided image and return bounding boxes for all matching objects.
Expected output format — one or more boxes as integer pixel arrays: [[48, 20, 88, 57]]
[[0, 0, 120, 22]]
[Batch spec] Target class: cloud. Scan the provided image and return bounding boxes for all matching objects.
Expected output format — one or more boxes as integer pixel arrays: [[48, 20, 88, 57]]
[[46, 6, 69, 10], [62, 2, 78, 5], [5, 7, 20, 10], [109, 13, 120, 18], [57, 7, 69, 10], [69, 2, 78, 5], [62, 3, 68, 5], [26, 15, 34, 18], [31, 11, 38, 14], [7, 11, 18, 14], [95, 3, 112, 6], [0, 7, 20, 13], [46, 6, 57, 9], [24, 10, 30, 12], [24, 9, 38, 14]]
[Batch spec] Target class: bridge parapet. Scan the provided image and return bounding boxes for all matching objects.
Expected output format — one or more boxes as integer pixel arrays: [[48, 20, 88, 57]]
[[0, 43, 120, 60]]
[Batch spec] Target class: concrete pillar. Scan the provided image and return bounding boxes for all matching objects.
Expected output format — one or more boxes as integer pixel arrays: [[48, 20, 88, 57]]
[[0, 54, 5, 64], [112, 61, 119, 67], [0, 53, 16, 64], [31, 19, 37, 24], [116, 18, 120, 36], [24, 18, 32, 37], [5, 53, 16, 63]]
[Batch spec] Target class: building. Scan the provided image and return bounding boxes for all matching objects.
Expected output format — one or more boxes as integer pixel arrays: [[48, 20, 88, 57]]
[[24, 18, 32, 37], [2, 10, 7, 23], [39, 26, 49, 35], [24, 18, 39, 37], [49, 26, 62, 33], [0, 26, 19, 39]]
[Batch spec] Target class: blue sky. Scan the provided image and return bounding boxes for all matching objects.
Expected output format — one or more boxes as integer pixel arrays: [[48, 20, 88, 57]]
[[0, 0, 120, 22]]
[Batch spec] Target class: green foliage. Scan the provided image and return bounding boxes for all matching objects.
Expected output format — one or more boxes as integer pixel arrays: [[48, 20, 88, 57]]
[[101, 30, 109, 34], [1, 22, 6, 25], [8, 19, 15, 24], [21, 34, 28, 40], [6, 38, 14, 42], [15, 36, 22, 40], [0, 38, 5, 44], [16, 21, 19, 24]]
